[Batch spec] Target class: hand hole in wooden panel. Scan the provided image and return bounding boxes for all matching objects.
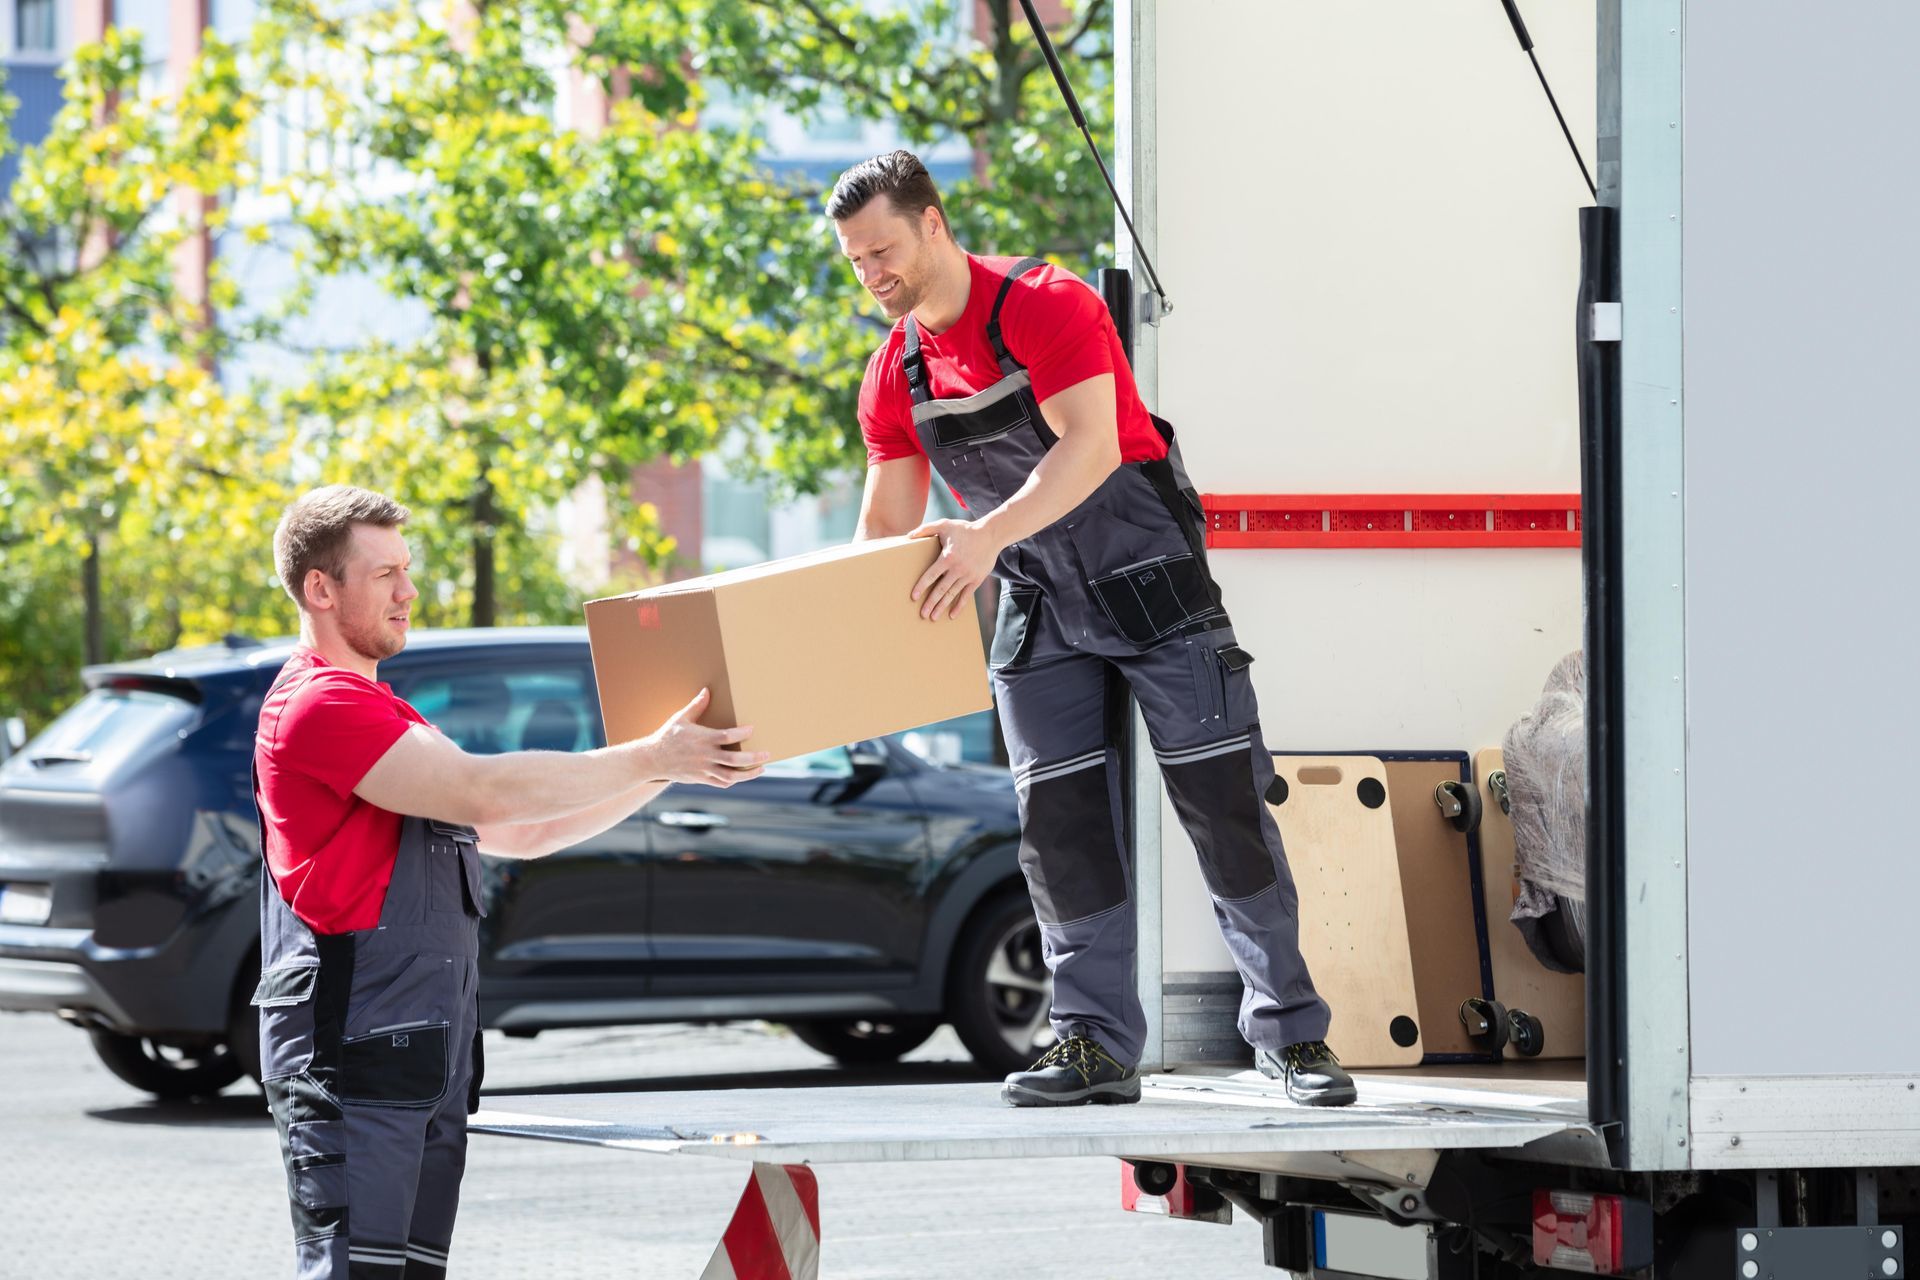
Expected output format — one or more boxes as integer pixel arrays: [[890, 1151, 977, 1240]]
[[1297, 765, 1344, 786]]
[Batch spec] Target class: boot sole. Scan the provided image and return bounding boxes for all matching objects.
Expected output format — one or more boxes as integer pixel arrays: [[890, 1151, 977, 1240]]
[[1256, 1066, 1361, 1108], [1001, 1078, 1142, 1108]]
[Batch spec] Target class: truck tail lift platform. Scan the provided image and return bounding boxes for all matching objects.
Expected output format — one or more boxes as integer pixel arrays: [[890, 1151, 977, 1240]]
[[475, 1067, 1608, 1277]]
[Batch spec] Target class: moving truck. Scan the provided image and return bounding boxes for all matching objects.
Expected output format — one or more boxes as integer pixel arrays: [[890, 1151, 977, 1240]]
[[474, 4, 1920, 1276]]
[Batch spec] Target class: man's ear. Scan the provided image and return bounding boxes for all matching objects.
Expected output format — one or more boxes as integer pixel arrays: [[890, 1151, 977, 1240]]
[[924, 205, 944, 243], [303, 569, 335, 614]]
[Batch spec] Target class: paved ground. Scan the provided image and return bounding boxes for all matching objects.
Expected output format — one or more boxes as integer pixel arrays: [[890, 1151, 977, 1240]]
[[0, 1012, 1287, 1278]]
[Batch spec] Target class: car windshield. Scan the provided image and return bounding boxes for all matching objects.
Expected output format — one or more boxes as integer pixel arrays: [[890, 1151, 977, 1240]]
[[15, 688, 196, 772]]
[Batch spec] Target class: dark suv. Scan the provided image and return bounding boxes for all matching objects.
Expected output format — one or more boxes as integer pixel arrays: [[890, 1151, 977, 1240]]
[[0, 628, 1050, 1098]]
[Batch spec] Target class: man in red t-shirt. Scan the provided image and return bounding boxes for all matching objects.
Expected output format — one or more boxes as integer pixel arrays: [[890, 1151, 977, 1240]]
[[252, 485, 767, 1279], [830, 151, 1352, 1110]]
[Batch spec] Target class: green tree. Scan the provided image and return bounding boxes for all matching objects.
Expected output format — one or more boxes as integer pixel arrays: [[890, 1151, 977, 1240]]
[[260, 0, 1114, 625], [0, 31, 287, 728]]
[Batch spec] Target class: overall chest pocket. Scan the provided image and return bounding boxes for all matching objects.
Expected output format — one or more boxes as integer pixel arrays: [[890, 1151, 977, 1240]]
[[925, 381, 1036, 449], [426, 820, 488, 918]]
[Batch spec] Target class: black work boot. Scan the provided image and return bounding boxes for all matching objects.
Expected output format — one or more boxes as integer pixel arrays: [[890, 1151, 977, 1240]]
[[1002, 1034, 1141, 1107], [1256, 1039, 1358, 1107]]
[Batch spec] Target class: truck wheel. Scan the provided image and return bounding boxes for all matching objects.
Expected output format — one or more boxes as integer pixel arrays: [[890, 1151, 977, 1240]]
[[86, 1028, 243, 1101], [789, 1017, 939, 1065], [948, 888, 1055, 1076]]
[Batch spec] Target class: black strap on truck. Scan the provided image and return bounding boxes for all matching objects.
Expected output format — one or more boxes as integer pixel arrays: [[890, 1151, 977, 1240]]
[[1015, 0, 1169, 318]]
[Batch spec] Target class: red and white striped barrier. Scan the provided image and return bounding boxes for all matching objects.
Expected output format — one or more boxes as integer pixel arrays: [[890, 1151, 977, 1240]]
[[698, 1162, 821, 1280]]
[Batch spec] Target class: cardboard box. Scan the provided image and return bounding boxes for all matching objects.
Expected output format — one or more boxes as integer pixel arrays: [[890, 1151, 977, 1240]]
[[584, 537, 994, 763]]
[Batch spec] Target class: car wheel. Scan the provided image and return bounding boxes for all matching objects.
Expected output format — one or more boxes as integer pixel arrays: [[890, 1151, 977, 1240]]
[[790, 1016, 940, 1065], [947, 888, 1055, 1076], [86, 1027, 244, 1101], [228, 953, 263, 1089]]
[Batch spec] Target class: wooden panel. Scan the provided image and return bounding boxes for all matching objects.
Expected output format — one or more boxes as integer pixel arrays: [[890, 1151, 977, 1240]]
[[1475, 748, 1586, 1060], [1269, 756, 1423, 1068], [1383, 759, 1491, 1059]]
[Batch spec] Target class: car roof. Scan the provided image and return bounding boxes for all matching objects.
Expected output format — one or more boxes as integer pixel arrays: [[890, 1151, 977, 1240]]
[[83, 626, 590, 684]]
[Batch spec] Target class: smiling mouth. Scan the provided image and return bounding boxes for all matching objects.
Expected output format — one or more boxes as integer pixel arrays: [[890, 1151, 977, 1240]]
[[873, 281, 899, 301]]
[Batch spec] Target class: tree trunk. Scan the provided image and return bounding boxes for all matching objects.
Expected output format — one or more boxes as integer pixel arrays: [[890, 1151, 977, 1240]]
[[471, 477, 497, 628], [82, 533, 105, 667]]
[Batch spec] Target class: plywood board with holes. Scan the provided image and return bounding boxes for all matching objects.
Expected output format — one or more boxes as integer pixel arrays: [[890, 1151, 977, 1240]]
[[1268, 755, 1423, 1068], [1475, 748, 1586, 1061], [1382, 758, 1494, 1060]]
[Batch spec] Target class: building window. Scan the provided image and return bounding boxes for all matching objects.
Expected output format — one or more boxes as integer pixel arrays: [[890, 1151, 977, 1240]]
[[16, 0, 57, 52]]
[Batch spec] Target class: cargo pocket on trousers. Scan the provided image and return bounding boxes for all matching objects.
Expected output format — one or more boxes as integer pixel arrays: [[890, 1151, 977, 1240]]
[[1088, 554, 1221, 647], [1215, 644, 1259, 733], [286, 1120, 348, 1242], [990, 588, 1041, 671], [338, 1021, 450, 1108], [251, 960, 319, 1082]]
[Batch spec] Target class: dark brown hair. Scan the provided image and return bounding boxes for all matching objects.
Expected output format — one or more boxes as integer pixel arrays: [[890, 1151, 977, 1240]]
[[826, 149, 948, 232], [273, 485, 410, 609]]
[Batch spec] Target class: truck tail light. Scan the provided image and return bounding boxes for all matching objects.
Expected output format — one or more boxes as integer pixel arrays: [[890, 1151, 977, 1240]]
[[1533, 1188, 1652, 1274]]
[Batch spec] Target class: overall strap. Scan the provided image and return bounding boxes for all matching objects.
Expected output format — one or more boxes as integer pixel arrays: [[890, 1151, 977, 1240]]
[[252, 664, 301, 886], [984, 256, 1049, 376], [901, 317, 932, 406]]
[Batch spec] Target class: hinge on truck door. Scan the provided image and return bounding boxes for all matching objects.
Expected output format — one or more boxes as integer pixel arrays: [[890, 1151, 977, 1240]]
[[1589, 301, 1623, 342]]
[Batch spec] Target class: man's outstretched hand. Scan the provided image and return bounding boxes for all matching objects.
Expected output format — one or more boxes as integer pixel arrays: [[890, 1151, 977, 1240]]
[[910, 519, 1004, 621], [639, 688, 769, 787]]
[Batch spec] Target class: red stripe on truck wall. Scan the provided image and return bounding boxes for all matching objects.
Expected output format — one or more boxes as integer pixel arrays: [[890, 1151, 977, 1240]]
[[1201, 494, 1583, 549]]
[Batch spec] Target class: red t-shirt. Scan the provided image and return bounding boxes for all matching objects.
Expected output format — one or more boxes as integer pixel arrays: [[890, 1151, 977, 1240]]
[[254, 647, 428, 934], [857, 254, 1168, 490]]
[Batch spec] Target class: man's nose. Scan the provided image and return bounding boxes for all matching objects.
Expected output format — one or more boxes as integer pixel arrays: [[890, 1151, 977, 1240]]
[[396, 574, 420, 604]]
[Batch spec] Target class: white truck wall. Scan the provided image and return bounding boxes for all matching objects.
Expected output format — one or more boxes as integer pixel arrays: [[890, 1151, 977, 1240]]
[[1142, 1, 1594, 977], [1678, 3, 1920, 1167]]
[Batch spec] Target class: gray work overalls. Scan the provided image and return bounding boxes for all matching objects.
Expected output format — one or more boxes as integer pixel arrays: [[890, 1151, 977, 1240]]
[[906, 258, 1331, 1066], [251, 687, 486, 1279]]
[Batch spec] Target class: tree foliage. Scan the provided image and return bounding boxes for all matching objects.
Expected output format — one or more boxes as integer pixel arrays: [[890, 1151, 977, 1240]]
[[0, 0, 1114, 728], [0, 31, 288, 726]]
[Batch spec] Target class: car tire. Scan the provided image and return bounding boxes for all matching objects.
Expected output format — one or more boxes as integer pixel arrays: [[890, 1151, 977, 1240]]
[[789, 1016, 940, 1065], [227, 951, 263, 1090], [86, 1027, 244, 1101], [947, 887, 1055, 1076]]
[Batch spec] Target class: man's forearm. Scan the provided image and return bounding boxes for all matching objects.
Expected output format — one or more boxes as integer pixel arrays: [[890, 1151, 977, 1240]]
[[477, 778, 669, 859], [464, 742, 661, 827], [978, 424, 1119, 549]]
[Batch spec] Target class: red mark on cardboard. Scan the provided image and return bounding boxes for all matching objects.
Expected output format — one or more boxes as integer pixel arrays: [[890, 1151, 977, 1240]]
[[636, 602, 661, 629]]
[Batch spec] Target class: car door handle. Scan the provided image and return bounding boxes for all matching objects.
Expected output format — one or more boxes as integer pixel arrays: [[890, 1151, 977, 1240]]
[[654, 811, 728, 831]]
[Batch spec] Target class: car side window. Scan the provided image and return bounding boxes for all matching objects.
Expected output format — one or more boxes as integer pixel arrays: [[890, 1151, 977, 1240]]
[[763, 745, 864, 780], [396, 664, 595, 756]]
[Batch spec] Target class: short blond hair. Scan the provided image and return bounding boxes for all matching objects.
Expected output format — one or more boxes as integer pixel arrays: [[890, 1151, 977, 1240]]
[[273, 485, 410, 609]]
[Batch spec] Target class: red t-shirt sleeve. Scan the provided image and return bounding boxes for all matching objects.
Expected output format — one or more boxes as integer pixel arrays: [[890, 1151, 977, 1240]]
[[857, 339, 922, 467], [277, 671, 415, 799], [1001, 269, 1118, 406]]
